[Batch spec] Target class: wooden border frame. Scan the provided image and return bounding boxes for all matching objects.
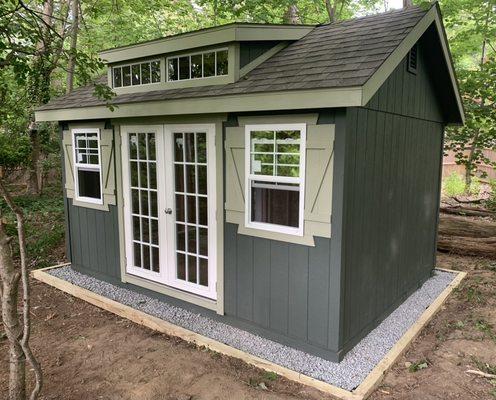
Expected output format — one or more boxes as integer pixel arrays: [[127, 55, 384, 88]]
[[31, 266, 465, 400]]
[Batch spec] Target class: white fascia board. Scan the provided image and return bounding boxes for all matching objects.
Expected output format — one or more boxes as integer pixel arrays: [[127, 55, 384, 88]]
[[35, 86, 362, 122], [362, 5, 465, 123]]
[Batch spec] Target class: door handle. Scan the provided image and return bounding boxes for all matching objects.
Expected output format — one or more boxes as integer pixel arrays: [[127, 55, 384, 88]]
[[165, 208, 173, 215]]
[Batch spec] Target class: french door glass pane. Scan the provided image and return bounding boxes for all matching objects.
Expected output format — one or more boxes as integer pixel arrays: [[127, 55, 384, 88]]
[[173, 131, 208, 286], [129, 132, 160, 273]]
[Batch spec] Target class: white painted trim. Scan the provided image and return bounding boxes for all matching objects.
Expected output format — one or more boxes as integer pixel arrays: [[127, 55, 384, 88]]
[[72, 128, 104, 205], [244, 123, 306, 237], [163, 124, 217, 300], [121, 125, 166, 282]]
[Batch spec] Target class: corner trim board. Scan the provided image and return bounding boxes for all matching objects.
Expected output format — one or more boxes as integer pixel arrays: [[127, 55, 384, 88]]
[[32, 265, 466, 400]]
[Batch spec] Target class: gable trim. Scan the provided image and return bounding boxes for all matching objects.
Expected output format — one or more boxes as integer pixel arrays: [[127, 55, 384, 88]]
[[361, 4, 464, 124]]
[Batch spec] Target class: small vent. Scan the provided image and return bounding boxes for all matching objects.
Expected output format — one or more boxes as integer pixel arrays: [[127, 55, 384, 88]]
[[407, 44, 418, 74]]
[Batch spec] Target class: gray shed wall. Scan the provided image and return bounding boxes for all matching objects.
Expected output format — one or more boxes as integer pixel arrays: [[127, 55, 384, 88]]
[[338, 39, 445, 355]]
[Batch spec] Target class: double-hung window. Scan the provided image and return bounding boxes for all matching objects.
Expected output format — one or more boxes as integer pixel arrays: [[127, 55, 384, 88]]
[[245, 124, 306, 236], [73, 128, 103, 204]]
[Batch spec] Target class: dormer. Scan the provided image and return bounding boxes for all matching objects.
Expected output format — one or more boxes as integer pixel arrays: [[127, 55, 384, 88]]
[[100, 23, 315, 94]]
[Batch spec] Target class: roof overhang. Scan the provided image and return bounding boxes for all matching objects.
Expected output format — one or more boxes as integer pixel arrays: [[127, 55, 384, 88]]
[[35, 86, 362, 121], [362, 3, 465, 124], [99, 23, 315, 64]]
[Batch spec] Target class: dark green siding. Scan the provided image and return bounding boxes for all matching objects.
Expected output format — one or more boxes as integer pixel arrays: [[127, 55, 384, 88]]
[[224, 223, 341, 360], [239, 41, 281, 68], [337, 39, 445, 354], [66, 199, 121, 279]]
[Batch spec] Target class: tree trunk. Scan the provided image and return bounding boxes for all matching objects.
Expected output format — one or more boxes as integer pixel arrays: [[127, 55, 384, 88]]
[[325, 0, 336, 22], [66, 0, 79, 93], [440, 205, 495, 218], [0, 180, 43, 400], [284, 4, 300, 24], [26, 123, 41, 196], [0, 215, 26, 400], [403, 0, 412, 6], [437, 235, 496, 258], [27, 0, 54, 195], [438, 214, 496, 238]]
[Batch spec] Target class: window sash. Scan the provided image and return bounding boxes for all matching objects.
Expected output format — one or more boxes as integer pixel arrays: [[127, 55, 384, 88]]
[[245, 124, 306, 236], [112, 59, 161, 88], [72, 128, 103, 204], [166, 48, 228, 82]]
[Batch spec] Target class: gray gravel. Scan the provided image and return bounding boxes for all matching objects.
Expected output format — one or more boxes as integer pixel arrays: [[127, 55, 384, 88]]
[[49, 266, 455, 391]]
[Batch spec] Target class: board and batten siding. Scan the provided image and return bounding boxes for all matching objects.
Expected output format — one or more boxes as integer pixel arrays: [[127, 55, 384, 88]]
[[338, 38, 445, 354], [223, 111, 342, 361], [61, 123, 122, 281]]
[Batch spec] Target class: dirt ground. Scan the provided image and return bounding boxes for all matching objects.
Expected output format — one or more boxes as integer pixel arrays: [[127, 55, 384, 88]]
[[1, 253, 495, 400]]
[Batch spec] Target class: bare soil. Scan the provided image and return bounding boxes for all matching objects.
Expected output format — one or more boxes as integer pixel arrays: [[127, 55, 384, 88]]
[[1, 253, 495, 400]]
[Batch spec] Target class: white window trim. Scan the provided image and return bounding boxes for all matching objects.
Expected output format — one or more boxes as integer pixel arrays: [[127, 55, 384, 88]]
[[166, 47, 229, 82], [112, 59, 162, 88], [72, 128, 104, 205], [244, 123, 306, 237]]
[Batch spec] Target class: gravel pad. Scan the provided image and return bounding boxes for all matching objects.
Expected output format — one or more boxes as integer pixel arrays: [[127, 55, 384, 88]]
[[49, 267, 455, 391]]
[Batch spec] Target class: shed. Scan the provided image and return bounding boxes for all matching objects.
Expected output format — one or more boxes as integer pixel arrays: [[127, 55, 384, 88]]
[[36, 3, 464, 362]]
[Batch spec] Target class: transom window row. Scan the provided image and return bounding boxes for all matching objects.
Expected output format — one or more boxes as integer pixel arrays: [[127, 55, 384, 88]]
[[113, 61, 161, 88], [167, 49, 228, 81]]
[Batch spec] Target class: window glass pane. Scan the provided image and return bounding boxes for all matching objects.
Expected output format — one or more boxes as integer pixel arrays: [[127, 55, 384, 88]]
[[132, 64, 140, 85], [174, 132, 184, 162], [191, 54, 202, 79], [198, 197, 208, 226], [132, 189, 139, 213], [133, 217, 140, 242], [77, 169, 101, 199], [168, 58, 178, 81], [187, 195, 196, 223], [197, 165, 207, 195], [122, 65, 131, 86], [113, 67, 122, 87], [277, 165, 299, 177], [142, 244, 150, 270], [175, 164, 184, 192], [251, 182, 299, 227], [184, 132, 195, 162], [203, 52, 215, 77], [199, 258, 208, 286], [151, 220, 159, 245], [141, 63, 151, 84], [216, 50, 228, 76], [147, 133, 156, 160], [188, 255, 197, 283], [177, 253, 186, 280], [176, 224, 185, 251], [185, 165, 195, 193], [142, 218, 150, 242], [130, 162, 139, 187], [150, 192, 158, 217], [152, 247, 159, 272], [176, 194, 185, 222], [129, 134, 138, 159], [179, 56, 190, 80], [151, 60, 161, 83], [199, 228, 208, 256], [133, 243, 141, 268], [187, 225, 196, 254], [196, 132, 207, 163]]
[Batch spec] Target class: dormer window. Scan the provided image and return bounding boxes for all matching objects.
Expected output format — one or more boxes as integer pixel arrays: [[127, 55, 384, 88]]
[[113, 60, 161, 88], [167, 48, 228, 82]]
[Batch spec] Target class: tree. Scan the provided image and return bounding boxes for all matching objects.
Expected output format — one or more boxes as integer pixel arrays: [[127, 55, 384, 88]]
[[443, 0, 496, 187]]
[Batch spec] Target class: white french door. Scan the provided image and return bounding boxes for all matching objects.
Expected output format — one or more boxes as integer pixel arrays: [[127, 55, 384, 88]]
[[121, 124, 217, 300]]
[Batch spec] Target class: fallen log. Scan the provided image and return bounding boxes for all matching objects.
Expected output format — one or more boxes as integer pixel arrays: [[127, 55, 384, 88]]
[[440, 205, 495, 218], [438, 214, 496, 238], [437, 235, 496, 259]]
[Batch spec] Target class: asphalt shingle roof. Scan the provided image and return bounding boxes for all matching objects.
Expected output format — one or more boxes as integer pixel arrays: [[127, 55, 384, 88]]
[[38, 6, 427, 111]]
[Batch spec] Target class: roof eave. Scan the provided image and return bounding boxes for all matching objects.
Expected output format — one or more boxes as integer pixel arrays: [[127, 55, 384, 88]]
[[34, 86, 363, 122]]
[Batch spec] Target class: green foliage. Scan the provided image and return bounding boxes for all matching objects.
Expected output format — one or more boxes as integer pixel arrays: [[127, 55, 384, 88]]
[[442, 0, 496, 183], [0, 182, 65, 269], [262, 371, 278, 381], [409, 360, 429, 372], [468, 176, 481, 195], [0, 132, 31, 170], [443, 172, 466, 197], [486, 180, 496, 211]]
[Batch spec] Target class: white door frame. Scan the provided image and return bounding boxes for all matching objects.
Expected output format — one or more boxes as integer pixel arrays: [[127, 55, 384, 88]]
[[121, 124, 217, 300], [163, 124, 217, 300]]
